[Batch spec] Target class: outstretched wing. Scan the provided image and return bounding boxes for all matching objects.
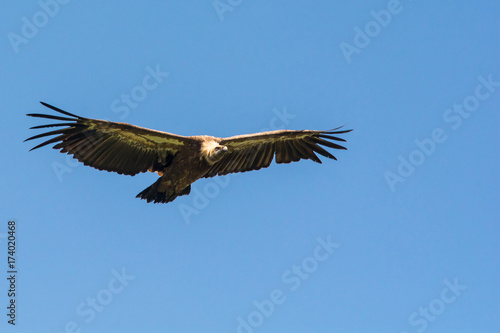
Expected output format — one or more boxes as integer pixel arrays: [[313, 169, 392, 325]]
[[26, 102, 194, 176], [204, 127, 351, 178]]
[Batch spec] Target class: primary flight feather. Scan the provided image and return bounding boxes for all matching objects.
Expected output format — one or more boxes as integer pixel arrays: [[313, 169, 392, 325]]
[[26, 102, 352, 204]]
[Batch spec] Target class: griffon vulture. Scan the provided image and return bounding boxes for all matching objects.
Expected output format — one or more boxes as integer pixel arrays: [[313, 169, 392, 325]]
[[26, 102, 351, 204]]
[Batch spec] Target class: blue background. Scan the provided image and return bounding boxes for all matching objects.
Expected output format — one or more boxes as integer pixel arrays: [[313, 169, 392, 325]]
[[1, 1, 499, 332]]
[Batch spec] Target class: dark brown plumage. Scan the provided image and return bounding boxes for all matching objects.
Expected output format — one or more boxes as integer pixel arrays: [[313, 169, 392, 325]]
[[26, 102, 352, 204]]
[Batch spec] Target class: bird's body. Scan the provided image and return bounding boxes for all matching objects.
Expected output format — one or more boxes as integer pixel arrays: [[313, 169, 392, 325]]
[[139, 137, 216, 203], [26, 102, 351, 204]]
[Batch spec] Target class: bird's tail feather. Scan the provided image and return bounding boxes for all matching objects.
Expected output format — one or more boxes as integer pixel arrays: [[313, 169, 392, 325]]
[[136, 179, 191, 204]]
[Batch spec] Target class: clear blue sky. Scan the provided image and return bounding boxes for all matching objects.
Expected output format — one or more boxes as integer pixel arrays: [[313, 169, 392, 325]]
[[1, 1, 499, 332]]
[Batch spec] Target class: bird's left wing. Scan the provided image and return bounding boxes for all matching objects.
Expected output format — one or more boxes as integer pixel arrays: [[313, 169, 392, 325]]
[[204, 127, 351, 178], [25, 102, 194, 176]]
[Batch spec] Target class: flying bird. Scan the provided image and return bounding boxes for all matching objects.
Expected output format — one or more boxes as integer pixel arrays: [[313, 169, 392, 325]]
[[26, 102, 352, 204]]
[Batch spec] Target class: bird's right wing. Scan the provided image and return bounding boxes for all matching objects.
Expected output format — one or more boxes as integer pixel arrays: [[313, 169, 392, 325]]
[[25, 102, 194, 176], [204, 127, 351, 178]]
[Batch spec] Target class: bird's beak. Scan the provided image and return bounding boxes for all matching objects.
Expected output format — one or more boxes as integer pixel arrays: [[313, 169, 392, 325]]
[[222, 146, 228, 152]]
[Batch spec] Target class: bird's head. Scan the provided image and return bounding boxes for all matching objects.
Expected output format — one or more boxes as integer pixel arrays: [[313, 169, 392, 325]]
[[205, 144, 228, 164]]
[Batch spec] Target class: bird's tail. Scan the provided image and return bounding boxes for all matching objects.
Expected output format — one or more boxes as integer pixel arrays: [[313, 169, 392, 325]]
[[136, 178, 191, 204]]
